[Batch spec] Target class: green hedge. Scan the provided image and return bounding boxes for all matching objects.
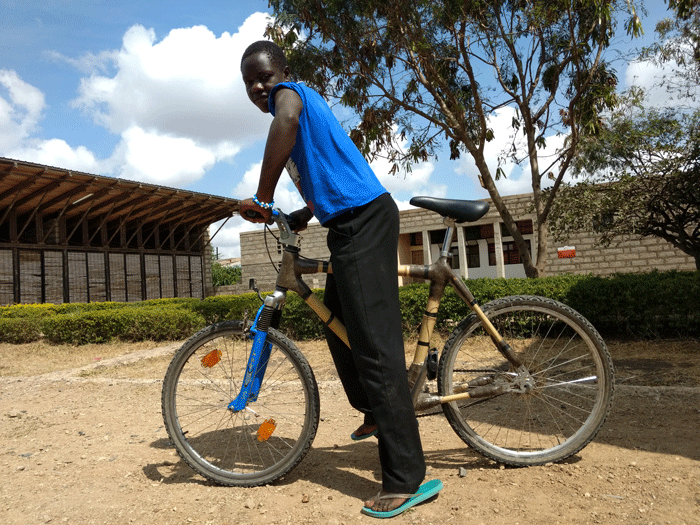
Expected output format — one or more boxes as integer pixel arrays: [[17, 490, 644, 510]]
[[41, 307, 206, 345], [564, 271, 700, 338], [190, 294, 262, 324], [0, 316, 43, 344], [1, 270, 697, 344]]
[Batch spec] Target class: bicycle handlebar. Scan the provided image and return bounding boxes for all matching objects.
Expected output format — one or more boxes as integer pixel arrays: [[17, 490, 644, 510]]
[[242, 208, 301, 248]]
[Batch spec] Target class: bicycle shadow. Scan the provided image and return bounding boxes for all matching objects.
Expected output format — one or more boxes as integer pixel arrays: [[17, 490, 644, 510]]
[[145, 382, 700, 491], [143, 435, 503, 497]]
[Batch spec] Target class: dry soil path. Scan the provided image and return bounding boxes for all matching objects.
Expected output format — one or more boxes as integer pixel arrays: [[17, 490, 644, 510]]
[[1, 340, 699, 525]]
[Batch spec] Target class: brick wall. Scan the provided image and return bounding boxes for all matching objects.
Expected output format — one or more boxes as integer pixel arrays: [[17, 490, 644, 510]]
[[216, 193, 696, 296], [547, 229, 695, 275]]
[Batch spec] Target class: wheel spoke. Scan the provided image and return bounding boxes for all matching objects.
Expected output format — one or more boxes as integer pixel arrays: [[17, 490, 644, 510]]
[[162, 322, 319, 486], [438, 296, 614, 465]]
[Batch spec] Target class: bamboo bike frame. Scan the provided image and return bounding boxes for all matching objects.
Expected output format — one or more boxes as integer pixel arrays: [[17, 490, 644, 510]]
[[240, 211, 524, 414]]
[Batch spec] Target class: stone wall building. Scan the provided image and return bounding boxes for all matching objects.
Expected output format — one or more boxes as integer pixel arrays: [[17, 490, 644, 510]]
[[228, 192, 696, 294]]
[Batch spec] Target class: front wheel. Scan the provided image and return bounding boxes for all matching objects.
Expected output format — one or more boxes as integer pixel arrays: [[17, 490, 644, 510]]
[[161, 320, 320, 486], [438, 295, 614, 466]]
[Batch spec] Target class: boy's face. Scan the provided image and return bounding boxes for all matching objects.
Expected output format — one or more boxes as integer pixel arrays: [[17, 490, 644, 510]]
[[241, 52, 290, 113]]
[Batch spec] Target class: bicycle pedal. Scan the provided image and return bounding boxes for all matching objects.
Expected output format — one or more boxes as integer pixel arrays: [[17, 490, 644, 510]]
[[426, 348, 438, 380]]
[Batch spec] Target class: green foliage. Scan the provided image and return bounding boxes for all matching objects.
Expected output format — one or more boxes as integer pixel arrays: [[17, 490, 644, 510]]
[[0, 316, 43, 344], [0, 304, 59, 318], [565, 271, 700, 338], [212, 262, 242, 286], [2, 271, 696, 345], [549, 106, 700, 270], [398, 272, 699, 339], [646, 0, 699, 89], [279, 291, 327, 340], [267, 0, 643, 276], [191, 293, 263, 324], [41, 307, 206, 345]]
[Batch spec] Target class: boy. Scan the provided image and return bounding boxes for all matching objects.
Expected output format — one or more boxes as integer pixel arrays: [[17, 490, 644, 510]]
[[239, 41, 439, 518]]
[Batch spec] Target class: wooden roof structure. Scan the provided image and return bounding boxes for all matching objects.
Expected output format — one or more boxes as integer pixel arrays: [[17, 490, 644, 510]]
[[0, 157, 241, 251]]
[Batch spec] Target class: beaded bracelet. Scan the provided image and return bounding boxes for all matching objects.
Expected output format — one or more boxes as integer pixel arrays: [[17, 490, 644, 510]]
[[253, 194, 274, 209]]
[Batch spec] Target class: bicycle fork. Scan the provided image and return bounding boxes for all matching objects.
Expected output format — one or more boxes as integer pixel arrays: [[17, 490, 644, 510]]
[[228, 290, 286, 412]]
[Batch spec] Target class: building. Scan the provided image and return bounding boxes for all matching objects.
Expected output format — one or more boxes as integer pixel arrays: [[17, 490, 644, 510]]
[[234, 192, 696, 293], [0, 157, 240, 305]]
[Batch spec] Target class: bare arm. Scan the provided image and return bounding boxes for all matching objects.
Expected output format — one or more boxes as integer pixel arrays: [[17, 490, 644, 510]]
[[241, 88, 303, 223]]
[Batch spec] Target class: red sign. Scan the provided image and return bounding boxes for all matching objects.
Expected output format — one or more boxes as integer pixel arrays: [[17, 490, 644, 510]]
[[557, 246, 576, 259]]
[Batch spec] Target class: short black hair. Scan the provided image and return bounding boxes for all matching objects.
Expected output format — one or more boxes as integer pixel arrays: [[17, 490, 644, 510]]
[[241, 41, 288, 70]]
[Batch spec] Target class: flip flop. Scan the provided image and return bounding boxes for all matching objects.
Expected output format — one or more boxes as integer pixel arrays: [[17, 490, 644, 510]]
[[361, 479, 443, 519], [350, 427, 378, 441]]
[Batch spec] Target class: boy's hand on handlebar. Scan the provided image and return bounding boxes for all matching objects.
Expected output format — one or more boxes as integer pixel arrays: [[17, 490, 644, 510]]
[[287, 207, 313, 232], [240, 198, 273, 224]]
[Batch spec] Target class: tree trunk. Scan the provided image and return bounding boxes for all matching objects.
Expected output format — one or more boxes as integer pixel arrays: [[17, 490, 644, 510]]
[[474, 158, 540, 278]]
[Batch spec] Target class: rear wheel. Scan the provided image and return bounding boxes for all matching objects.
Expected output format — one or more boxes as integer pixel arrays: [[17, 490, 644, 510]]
[[161, 320, 320, 486], [438, 296, 614, 466]]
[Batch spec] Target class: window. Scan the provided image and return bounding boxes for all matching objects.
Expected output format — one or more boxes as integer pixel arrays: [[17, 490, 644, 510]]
[[480, 223, 494, 239], [449, 246, 460, 270], [516, 220, 534, 235], [409, 232, 423, 246], [489, 240, 531, 266], [500, 220, 533, 236], [465, 242, 480, 268], [429, 229, 447, 245], [464, 226, 481, 241], [448, 242, 481, 269]]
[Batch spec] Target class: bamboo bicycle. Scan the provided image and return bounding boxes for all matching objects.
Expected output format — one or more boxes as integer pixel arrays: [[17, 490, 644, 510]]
[[161, 196, 614, 487]]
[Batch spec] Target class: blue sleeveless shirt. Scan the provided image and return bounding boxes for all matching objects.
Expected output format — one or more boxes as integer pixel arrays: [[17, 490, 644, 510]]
[[269, 82, 387, 225]]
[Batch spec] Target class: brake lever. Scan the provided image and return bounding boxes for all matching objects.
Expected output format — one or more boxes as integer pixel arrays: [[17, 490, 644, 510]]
[[271, 210, 300, 248]]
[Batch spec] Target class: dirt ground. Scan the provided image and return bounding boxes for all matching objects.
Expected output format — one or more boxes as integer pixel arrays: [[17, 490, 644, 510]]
[[1, 337, 699, 525]]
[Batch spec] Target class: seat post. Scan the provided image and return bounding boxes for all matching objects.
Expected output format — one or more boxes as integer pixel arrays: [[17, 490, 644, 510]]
[[440, 217, 457, 259]]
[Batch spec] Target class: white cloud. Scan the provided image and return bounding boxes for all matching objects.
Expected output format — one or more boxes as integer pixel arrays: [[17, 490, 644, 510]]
[[208, 160, 311, 258], [1, 13, 276, 189], [0, 70, 104, 173], [369, 132, 446, 198], [0, 69, 46, 152], [209, 216, 249, 260], [6, 138, 100, 173], [625, 56, 699, 108], [107, 126, 228, 186], [393, 198, 417, 211], [44, 49, 118, 74], [233, 161, 307, 212], [73, 15, 272, 146], [453, 106, 567, 197]]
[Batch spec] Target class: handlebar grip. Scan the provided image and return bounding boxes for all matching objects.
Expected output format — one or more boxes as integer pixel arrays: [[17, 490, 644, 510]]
[[244, 209, 264, 219]]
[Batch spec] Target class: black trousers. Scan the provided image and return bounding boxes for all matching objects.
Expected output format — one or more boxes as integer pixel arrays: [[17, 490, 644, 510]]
[[323, 193, 426, 494]]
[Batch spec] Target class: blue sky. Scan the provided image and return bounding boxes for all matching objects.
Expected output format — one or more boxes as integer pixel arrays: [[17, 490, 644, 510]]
[[0, 0, 672, 257]]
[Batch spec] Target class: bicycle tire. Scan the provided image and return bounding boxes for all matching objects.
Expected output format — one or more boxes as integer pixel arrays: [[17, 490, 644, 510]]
[[438, 295, 614, 466], [161, 320, 320, 486]]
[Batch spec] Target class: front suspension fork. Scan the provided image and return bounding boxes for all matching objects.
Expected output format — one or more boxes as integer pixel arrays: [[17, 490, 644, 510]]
[[228, 290, 286, 412]]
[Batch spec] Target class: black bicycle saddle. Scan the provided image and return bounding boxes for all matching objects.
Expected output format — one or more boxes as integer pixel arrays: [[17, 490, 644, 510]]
[[409, 196, 490, 223]]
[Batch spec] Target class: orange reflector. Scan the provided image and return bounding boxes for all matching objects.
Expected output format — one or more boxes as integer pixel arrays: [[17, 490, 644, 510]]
[[201, 349, 222, 368], [257, 418, 276, 442]]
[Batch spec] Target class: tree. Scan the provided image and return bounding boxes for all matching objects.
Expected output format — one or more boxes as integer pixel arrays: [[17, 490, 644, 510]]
[[643, 0, 700, 99], [549, 2, 700, 270], [212, 261, 242, 286], [267, 0, 642, 276], [548, 106, 700, 269]]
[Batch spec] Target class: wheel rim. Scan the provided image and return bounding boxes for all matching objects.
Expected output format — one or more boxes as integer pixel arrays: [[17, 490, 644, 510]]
[[169, 329, 313, 481], [443, 301, 612, 461]]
